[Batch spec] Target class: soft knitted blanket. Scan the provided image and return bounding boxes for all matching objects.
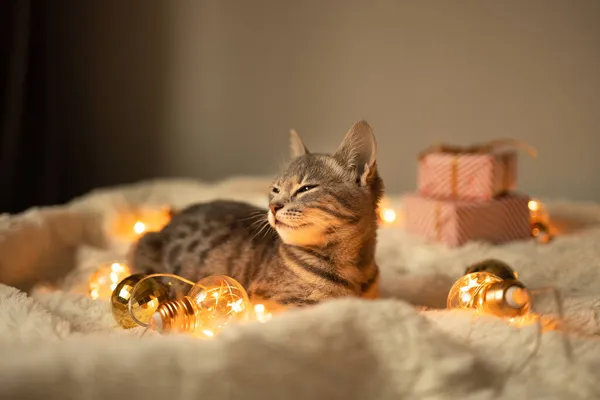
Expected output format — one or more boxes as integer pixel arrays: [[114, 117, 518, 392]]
[[0, 177, 599, 400]]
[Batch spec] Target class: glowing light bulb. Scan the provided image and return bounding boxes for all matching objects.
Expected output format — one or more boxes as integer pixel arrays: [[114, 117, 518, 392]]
[[447, 272, 531, 318], [150, 275, 252, 338], [133, 221, 146, 234], [112, 206, 173, 240], [528, 199, 549, 225], [528, 199, 553, 243], [527, 200, 539, 212], [381, 208, 397, 223], [89, 262, 131, 300], [250, 298, 288, 323], [253, 304, 270, 322], [377, 197, 399, 225]]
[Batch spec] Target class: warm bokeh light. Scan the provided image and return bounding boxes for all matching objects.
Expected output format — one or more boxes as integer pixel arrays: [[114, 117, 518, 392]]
[[381, 208, 397, 223], [133, 221, 146, 234], [89, 262, 131, 300], [528, 199, 553, 242], [377, 197, 401, 225], [251, 298, 288, 323], [528, 200, 539, 212], [112, 206, 172, 240], [253, 304, 271, 322], [528, 199, 549, 224]]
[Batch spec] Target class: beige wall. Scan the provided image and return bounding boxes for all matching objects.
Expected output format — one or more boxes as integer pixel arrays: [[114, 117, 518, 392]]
[[55, 0, 600, 200]]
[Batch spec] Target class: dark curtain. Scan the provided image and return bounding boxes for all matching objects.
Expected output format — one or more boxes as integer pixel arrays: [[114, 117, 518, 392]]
[[0, 0, 62, 214]]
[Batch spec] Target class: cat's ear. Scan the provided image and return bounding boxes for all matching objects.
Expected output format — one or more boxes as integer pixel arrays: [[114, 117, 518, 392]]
[[289, 129, 309, 158], [333, 120, 377, 186]]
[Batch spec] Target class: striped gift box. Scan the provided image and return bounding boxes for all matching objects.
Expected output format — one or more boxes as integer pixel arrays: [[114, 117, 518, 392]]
[[417, 150, 517, 201], [404, 192, 531, 247]]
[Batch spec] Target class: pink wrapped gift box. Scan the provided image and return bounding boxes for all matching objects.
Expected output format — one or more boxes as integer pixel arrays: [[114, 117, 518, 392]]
[[404, 192, 531, 247], [417, 149, 517, 201]]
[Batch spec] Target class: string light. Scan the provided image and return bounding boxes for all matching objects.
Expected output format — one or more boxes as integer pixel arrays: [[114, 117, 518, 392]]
[[377, 198, 398, 225], [122, 274, 288, 337], [447, 271, 531, 319], [253, 303, 271, 323], [131, 207, 172, 236], [381, 208, 397, 224], [528, 199, 549, 224], [89, 262, 131, 300], [448, 260, 573, 368], [251, 298, 288, 323], [112, 206, 173, 240], [129, 274, 253, 339], [133, 221, 146, 235], [528, 199, 553, 243]]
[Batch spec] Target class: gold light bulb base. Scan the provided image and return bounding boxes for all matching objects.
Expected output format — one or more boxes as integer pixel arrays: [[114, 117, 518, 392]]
[[151, 297, 198, 334], [479, 280, 530, 318]]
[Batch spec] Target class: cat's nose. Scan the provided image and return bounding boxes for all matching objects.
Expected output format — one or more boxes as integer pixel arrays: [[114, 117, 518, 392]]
[[269, 203, 284, 215]]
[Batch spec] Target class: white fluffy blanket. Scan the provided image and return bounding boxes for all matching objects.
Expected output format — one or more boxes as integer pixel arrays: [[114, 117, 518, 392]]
[[1, 177, 600, 400]]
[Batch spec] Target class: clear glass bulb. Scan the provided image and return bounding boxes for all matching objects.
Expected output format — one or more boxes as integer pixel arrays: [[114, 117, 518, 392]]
[[187, 275, 252, 337], [151, 275, 252, 338], [447, 272, 504, 311], [447, 271, 531, 318]]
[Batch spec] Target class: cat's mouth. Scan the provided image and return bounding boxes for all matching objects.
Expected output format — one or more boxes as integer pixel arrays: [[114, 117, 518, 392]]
[[268, 210, 312, 230], [275, 220, 310, 230], [268, 214, 309, 230]]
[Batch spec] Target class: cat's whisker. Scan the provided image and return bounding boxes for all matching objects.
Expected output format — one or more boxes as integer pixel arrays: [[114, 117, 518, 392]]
[[251, 219, 273, 242], [246, 212, 267, 222], [252, 218, 269, 231], [260, 226, 275, 241], [240, 211, 268, 222], [248, 216, 265, 226], [254, 226, 272, 242], [248, 217, 269, 231]]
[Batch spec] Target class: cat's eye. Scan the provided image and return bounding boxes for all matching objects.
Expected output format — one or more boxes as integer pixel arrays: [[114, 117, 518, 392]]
[[295, 185, 318, 194], [271, 187, 280, 194]]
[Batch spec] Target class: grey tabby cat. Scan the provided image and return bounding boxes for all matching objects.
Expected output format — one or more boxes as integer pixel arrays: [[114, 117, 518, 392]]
[[129, 120, 384, 307]]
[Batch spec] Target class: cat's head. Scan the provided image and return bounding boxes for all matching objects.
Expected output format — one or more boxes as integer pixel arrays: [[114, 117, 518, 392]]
[[267, 120, 384, 246]]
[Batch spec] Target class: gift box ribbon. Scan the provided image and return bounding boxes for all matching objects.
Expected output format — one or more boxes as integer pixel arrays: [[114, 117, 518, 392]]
[[434, 202, 443, 241], [418, 139, 537, 159], [419, 139, 537, 197]]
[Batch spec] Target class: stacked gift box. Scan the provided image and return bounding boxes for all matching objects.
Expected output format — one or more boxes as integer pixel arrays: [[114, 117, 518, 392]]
[[404, 141, 534, 247]]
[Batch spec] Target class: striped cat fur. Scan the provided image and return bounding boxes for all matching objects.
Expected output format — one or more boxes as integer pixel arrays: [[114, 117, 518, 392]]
[[129, 120, 384, 307]]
